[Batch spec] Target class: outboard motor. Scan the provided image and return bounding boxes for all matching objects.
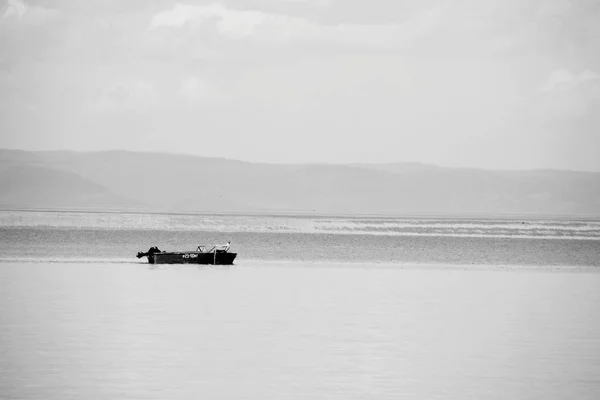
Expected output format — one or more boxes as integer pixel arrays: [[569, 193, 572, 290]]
[[136, 246, 162, 258]]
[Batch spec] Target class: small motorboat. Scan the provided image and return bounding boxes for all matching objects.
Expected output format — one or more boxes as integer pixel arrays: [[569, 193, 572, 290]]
[[136, 243, 237, 265]]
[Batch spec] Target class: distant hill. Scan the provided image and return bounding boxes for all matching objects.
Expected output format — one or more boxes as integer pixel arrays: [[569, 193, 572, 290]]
[[0, 162, 138, 209], [1, 149, 599, 217]]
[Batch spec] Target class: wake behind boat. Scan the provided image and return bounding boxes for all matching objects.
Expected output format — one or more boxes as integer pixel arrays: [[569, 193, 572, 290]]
[[136, 242, 237, 265]]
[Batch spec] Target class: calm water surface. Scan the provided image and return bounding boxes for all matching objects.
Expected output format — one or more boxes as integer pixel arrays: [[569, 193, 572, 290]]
[[1, 213, 600, 399], [1, 261, 600, 399], [2, 227, 599, 266]]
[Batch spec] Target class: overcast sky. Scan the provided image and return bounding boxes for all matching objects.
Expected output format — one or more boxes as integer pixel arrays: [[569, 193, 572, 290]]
[[1, 0, 599, 170]]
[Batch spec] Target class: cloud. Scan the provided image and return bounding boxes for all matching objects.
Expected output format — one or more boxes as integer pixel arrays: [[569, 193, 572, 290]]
[[0, 0, 59, 25], [88, 80, 159, 113], [530, 68, 600, 121], [279, 0, 331, 6], [179, 76, 223, 102], [149, 3, 317, 39], [149, 2, 441, 48], [535, 0, 572, 19], [540, 68, 600, 92], [1, 0, 27, 21]]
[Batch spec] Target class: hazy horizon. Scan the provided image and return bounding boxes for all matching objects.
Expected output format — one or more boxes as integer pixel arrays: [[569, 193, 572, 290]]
[[1, 0, 600, 171], [2, 148, 599, 216], [3, 146, 600, 173]]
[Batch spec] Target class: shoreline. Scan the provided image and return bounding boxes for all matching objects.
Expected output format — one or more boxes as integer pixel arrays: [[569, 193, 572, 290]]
[[1, 207, 599, 222]]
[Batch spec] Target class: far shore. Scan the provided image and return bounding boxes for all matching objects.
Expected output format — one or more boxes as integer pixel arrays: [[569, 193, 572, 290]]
[[1, 206, 599, 222]]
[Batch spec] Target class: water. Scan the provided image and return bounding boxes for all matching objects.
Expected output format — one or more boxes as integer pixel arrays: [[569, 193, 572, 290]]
[[2, 210, 600, 240], [1, 211, 600, 399]]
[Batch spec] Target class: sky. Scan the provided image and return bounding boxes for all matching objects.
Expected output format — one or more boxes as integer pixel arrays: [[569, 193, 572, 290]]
[[1, 0, 599, 171]]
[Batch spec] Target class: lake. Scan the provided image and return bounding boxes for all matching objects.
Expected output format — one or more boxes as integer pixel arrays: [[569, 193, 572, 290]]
[[1, 211, 599, 399]]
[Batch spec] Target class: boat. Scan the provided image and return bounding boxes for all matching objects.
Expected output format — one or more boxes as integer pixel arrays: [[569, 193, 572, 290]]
[[136, 245, 237, 265]]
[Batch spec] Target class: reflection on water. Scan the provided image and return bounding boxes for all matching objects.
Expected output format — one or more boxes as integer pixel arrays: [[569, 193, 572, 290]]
[[1, 262, 600, 399], [1, 210, 599, 240], [2, 228, 600, 267]]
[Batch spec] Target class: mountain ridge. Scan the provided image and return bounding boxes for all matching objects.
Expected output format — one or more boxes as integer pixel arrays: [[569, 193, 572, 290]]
[[1, 149, 599, 217], [3, 148, 600, 173]]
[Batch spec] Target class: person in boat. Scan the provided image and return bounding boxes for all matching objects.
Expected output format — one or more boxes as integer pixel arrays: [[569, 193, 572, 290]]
[[208, 241, 231, 253]]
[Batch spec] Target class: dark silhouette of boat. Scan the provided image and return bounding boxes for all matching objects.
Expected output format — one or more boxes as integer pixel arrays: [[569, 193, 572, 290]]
[[136, 244, 237, 265]]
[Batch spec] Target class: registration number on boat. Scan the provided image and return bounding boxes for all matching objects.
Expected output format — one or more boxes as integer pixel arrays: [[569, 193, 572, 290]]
[[182, 254, 198, 259]]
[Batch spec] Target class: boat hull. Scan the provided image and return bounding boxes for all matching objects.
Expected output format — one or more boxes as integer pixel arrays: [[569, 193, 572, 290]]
[[148, 251, 237, 265]]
